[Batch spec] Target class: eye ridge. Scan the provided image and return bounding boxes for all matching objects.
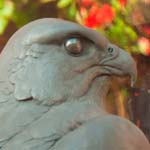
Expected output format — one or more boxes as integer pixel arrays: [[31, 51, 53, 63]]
[[64, 37, 83, 56]]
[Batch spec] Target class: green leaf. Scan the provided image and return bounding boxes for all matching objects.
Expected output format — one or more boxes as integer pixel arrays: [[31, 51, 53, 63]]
[[125, 27, 137, 41], [0, 0, 4, 8], [67, 3, 77, 19], [1, 1, 14, 18], [0, 17, 8, 34], [111, 0, 120, 11], [57, 0, 73, 8]]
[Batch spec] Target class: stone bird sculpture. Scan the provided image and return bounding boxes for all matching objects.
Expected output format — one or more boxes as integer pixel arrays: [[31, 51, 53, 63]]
[[0, 18, 149, 150]]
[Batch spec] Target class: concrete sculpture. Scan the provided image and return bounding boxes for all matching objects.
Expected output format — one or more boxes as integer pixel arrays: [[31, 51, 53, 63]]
[[0, 18, 149, 149]]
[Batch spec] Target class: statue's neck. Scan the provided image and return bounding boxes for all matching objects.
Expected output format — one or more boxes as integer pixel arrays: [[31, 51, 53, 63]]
[[59, 77, 110, 121], [78, 77, 110, 110]]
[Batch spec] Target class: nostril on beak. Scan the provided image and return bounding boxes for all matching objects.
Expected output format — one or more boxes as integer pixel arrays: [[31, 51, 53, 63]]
[[108, 47, 114, 54], [100, 44, 119, 65]]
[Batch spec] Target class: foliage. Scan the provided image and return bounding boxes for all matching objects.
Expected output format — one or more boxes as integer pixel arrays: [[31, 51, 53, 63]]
[[0, 0, 150, 55], [0, 0, 14, 34]]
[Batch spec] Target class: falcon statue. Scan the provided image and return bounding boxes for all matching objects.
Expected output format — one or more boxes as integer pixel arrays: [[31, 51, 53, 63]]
[[0, 18, 149, 150]]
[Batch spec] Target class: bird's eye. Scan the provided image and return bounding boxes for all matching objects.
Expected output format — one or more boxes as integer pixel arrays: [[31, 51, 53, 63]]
[[64, 37, 83, 56]]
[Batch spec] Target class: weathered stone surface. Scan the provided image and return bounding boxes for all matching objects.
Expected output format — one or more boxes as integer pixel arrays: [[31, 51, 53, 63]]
[[0, 18, 149, 149]]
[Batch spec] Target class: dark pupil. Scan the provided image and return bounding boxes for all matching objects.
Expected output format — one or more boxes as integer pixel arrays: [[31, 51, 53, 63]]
[[65, 38, 82, 54]]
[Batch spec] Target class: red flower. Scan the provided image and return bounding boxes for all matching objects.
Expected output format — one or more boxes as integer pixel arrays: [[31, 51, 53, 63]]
[[96, 4, 114, 26], [146, 47, 150, 55], [119, 0, 127, 6], [84, 3, 99, 28], [84, 15, 97, 28], [84, 3, 115, 28], [138, 37, 150, 56], [80, 0, 92, 7], [140, 24, 150, 35]]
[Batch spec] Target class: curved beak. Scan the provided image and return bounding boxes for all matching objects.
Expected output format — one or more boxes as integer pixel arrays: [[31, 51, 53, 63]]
[[100, 44, 137, 87]]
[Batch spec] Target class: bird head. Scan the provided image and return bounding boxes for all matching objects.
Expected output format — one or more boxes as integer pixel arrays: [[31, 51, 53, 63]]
[[0, 18, 137, 106]]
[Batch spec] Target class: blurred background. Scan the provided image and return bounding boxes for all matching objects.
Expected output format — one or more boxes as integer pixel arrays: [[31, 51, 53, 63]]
[[0, 0, 150, 139]]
